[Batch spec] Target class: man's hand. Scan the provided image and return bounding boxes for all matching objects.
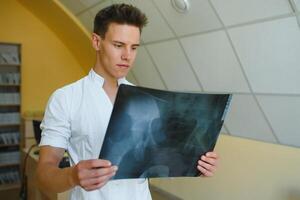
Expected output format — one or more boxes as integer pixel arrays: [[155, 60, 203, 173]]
[[197, 151, 219, 177], [71, 159, 118, 191]]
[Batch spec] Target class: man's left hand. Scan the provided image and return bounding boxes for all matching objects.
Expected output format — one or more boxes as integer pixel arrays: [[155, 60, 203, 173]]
[[197, 151, 219, 177]]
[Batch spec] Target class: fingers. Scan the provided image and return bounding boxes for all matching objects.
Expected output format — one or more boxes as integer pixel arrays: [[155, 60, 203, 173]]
[[78, 165, 118, 179], [198, 160, 216, 172], [201, 155, 218, 166], [205, 151, 218, 159], [85, 181, 107, 191], [78, 159, 112, 170], [73, 159, 118, 191], [80, 171, 116, 191], [197, 151, 219, 177], [197, 165, 214, 177], [201, 151, 219, 166]]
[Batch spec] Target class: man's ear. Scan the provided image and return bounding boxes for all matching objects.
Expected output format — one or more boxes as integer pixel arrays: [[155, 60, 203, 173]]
[[92, 33, 102, 51]]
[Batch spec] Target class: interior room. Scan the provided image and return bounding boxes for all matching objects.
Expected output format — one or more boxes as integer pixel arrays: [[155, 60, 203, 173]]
[[0, 0, 300, 199]]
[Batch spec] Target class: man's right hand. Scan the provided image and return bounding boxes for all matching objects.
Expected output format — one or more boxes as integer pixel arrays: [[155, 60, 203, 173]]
[[70, 159, 118, 191], [37, 146, 117, 193]]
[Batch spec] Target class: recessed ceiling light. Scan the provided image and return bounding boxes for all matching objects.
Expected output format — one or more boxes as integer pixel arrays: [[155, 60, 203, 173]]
[[171, 0, 190, 13]]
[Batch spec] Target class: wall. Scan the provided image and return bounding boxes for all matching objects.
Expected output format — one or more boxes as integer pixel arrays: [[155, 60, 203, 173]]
[[150, 134, 300, 200], [0, 1, 86, 114], [18, 0, 95, 73]]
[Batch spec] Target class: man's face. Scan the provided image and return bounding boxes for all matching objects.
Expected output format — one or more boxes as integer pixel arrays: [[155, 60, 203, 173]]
[[96, 23, 140, 79]]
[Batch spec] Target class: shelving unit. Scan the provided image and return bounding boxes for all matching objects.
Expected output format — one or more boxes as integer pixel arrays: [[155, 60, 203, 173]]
[[0, 163, 20, 168], [0, 144, 19, 148], [0, 42, 21, 192], [0, 182, 20, 192]]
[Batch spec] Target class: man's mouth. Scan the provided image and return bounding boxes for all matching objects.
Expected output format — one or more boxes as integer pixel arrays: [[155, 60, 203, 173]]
[[116, 64, 129, 68]]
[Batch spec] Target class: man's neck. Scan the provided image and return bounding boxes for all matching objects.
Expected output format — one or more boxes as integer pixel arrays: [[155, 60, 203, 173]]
[[93, 64, 118, 89], [103, 81, 118, 104], [93, 65, 118, 103]]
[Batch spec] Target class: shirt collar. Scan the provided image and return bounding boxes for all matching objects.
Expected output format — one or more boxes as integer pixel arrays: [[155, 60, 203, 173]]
[[89, 68, 127, 87]]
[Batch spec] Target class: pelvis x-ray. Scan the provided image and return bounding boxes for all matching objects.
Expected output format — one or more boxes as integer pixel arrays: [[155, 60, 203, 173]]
[[99, 85, 231, 179]]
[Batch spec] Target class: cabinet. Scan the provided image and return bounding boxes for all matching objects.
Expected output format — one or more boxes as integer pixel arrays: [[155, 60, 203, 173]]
[[0, 42, 21, 192]]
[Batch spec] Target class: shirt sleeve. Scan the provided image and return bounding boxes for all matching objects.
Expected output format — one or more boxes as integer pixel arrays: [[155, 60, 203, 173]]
[[39, 88, 71, 149]]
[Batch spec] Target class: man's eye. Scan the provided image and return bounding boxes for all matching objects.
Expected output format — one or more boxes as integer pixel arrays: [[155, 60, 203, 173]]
[[114, 44, 122, 48]]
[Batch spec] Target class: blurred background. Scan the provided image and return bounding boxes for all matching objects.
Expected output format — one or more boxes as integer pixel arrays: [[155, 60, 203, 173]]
[[0, 0, 299, 199]]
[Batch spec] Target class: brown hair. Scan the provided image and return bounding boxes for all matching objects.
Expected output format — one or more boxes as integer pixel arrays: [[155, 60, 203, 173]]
[[94, 4, 148, 38]]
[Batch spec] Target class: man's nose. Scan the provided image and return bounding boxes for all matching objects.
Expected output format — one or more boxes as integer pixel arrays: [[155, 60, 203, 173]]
[[121, 48, 131, 60]]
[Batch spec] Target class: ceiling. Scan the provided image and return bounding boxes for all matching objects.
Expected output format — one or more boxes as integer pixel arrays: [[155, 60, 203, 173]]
[[59, 0, 300, 148]]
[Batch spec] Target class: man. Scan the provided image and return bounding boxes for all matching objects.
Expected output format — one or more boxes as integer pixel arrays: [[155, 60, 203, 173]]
[[37, 3, 219, 200]]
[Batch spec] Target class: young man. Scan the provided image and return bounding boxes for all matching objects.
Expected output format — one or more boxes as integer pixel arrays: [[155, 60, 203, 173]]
[[37, 4, 219, 200]]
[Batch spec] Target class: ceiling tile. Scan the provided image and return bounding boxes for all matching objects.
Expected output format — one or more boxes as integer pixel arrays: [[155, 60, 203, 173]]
[[294, 0, 300, 10], [77, 11, 94, 33], [112, 0, 175, 42], [210, 0, 292, 26], [79, 0, 104, 8], [77, 1, 112, 33], [132, 46, 166, 90], [146, 40, 200, 91], [257, 95, 300, 147], [152, 0, 222, 36], [229, 17, 300, 94], [59, 0, 86, 15], [89, 1, 113, 17], [181, 30, 250, 93], [225, 94, 277, 143]]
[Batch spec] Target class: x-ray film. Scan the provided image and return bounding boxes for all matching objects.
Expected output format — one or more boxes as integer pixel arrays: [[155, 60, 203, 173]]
[[99, 84, 232, 179]]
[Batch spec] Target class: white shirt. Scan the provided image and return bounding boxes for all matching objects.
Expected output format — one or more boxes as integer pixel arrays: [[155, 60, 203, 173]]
[[40, 69, 152, 200]]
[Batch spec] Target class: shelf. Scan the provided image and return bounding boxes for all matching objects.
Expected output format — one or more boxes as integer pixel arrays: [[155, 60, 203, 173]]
[[0, 163, 19, 168], [0, 124, 20, 128], [0, 182, 20, 191], [0, 144, 19, 148], [0, 84, 20, 87], [0, 104, 20, 107], [0, 64, 20, 67]]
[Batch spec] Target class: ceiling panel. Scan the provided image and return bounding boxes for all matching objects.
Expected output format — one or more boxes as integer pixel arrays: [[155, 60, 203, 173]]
[[132, 46, 166, 90], [112, 0, 175, 42], [181, 30, 250, 93], [225, 94, 277, 143], [294, 0, 300, 10], [229, 17, 300, 94], [152, 0, 222, 36], [76, 1, 114, 34], [77, 11, 94, 32], [257, 95, 300, 147], [89, 1, 113, 17], [146, 40, 200, 91], [59, 0, 86, 15], [210, 0, 292, 26], [79, 0, 104, 8]]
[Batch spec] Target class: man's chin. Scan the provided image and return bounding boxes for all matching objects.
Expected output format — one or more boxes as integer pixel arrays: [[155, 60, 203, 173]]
[[112, 75, 126, 81], [114, 71, 129, 79]]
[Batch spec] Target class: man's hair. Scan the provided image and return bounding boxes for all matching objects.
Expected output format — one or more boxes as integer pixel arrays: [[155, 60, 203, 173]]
[[94, 3, 148, 38]]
